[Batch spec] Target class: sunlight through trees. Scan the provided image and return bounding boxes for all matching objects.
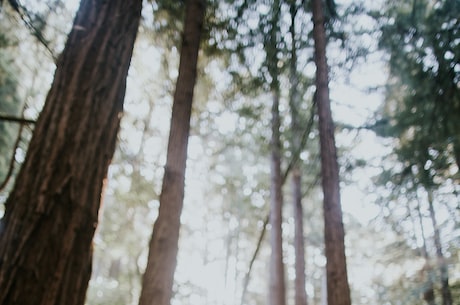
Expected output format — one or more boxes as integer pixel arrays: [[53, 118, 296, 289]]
[[0, 1, 458, 305]]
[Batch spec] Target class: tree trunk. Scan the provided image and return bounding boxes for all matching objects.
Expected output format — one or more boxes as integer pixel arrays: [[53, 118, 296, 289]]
[[137, 1, 205, 305], [427, 190, 452, 305], [266, 0, 286, 303], [293, 168, 308, 305], [269, 89, 287, 305], [310, 1, 352, 305], [289, 3, 308, 305], [0, 1, 142, 304], [416, 199, 435, 305]]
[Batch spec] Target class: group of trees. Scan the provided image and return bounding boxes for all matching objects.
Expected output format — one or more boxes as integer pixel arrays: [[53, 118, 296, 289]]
[[0, 1, 458, 305], [369, 1, 459, 304]]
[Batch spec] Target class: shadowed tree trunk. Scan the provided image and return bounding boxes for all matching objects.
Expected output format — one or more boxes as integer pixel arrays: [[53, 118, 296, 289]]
[[310, 0, 351, 305], [137, 1, 206, 305], [0, 1, 142, 304]]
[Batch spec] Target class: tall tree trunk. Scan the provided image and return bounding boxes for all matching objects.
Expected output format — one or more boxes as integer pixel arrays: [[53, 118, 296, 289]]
[[266, 0, 286, 304], [269, 89, 287, 305], [289, 3, 308, 305], [0, 1, 142, 304], [427, 190, 452, 305], [138, 1, 205, 305], [310, 1, 352, 305]]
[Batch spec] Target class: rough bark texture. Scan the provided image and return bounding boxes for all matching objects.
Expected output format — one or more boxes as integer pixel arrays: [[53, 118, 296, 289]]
[[138, 1, 205, 305], [268, 90, 287, 305], [0, 1, 142, 305], [310, 1, 352, 305]]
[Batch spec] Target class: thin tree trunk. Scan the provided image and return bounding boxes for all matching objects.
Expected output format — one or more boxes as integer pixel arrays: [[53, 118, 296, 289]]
[[310, 1, 352, 305], [416, 199, 435, 305], [267, 0, 286, 304], [0, 1, 142, 304], [241, 215, 269, 305], [138, 1, 205, 305], [293, 168, 308, 305], [427, 190, 452, 305], [224, 218, 234, 300], [269, 89, 287, 305], [289, 3, 308, 305]]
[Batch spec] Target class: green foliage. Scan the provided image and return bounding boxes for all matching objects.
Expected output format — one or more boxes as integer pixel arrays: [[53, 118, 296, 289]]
[[367, 2, 460, 303], [375, 0, 460, 186]]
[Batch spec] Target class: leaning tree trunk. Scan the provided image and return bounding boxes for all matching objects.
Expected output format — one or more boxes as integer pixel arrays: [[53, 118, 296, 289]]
[[0, 1, 142, 305], [138, 1, 205, 305], [310, 1, 352, 305]]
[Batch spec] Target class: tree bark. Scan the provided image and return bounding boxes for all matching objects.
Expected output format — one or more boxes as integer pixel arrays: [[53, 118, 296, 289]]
[[310, 1, 352, 305], [137, 1, 205, 305], [0, 1, 142, 304]]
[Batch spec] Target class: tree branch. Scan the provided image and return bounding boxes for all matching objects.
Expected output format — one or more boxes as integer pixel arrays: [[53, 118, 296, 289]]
[[240, 213, 269, 305], [282, 98, 317, 184], [5, 0, 57, 60], [0, 113, 36, 124]]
